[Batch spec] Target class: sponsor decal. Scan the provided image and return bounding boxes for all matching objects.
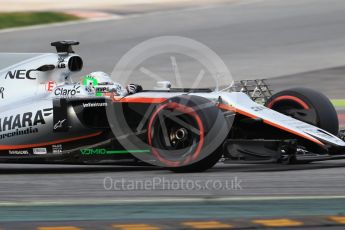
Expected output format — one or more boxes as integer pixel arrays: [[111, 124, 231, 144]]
[[80, 148, 150, 155], [0, 87, 4, 99], [33, 148, 47, 155], [57, 56, 66, 69], [52, 144, 63, 154], [9, 150, 29, 155], [53, 100, 68, 132], [251, 106, 266, 112], [0, 108, 52, 140], [82, 102, 107, 108], [45, 81, 56, 92], [0, 127, 38, 139], [84, 86, 94, 94], [54, 85, 81, 97], [54, 119, 67, 130], [57, 62, 66, 69], [5, 69, 36, 80], [81, 148, 107, 155], [94, 86, 118, 97], [95, 87, 108, 93]]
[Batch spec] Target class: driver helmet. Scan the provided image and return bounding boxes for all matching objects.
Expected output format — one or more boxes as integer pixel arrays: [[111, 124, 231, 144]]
[[81, 72, 126, 96], [82, 71, 113, 86]]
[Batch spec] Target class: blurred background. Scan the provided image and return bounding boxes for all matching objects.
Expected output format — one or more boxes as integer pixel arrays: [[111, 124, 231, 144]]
[[2, 0, 345, 96]]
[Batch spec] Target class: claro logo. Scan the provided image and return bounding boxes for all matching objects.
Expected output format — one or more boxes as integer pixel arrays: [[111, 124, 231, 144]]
[[54, 85, 81, 97], [5, 69, 36, 80]]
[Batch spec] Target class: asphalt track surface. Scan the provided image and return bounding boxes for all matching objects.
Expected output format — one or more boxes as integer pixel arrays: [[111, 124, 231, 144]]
[[1, 0, 345, 228], [1, 160, 345, 200]]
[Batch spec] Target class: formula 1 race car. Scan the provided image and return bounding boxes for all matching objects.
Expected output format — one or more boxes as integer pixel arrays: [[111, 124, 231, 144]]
[[1, 41, 345, 172]]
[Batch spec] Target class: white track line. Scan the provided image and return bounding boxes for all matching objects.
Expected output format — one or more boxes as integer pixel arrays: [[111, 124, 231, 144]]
[[1, 195, 345, 206]]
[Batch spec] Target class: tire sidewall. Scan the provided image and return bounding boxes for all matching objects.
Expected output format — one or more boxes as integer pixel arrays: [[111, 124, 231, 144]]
[[148, 95, 229, 168], [266, 87, 338, 135]]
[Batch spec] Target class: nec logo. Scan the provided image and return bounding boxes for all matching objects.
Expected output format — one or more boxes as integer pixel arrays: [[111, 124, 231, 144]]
[[5, 70, 36, 80]]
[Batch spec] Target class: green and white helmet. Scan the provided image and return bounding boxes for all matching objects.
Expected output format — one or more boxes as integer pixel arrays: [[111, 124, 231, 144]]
[[81, 71, 127, 96]]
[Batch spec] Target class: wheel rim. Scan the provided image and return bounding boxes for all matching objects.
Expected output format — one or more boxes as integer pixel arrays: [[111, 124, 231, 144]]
[[148, 102, 204, 167]]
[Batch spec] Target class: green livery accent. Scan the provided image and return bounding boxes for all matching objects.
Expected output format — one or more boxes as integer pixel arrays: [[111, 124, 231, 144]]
[[82, 75, 98, 86], [82, 76, 102, 97], [106, 149, 151, 154]]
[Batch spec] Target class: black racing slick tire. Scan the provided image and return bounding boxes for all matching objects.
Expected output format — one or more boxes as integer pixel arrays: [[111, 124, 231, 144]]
[[147, 95, 229, 173], [266, 87, 339, 135], [168, 145, 223, 173]]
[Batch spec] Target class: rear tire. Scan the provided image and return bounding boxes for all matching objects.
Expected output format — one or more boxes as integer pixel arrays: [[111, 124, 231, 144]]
[[266, 87, 338, 135]]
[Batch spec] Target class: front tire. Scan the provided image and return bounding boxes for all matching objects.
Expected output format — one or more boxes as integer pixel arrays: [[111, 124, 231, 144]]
[[266, 87, 338, 135]]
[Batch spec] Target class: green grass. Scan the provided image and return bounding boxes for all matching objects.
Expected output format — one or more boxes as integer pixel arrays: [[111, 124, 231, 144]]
[[331, 99, 345, 107], [0, 12, 81, 29]]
